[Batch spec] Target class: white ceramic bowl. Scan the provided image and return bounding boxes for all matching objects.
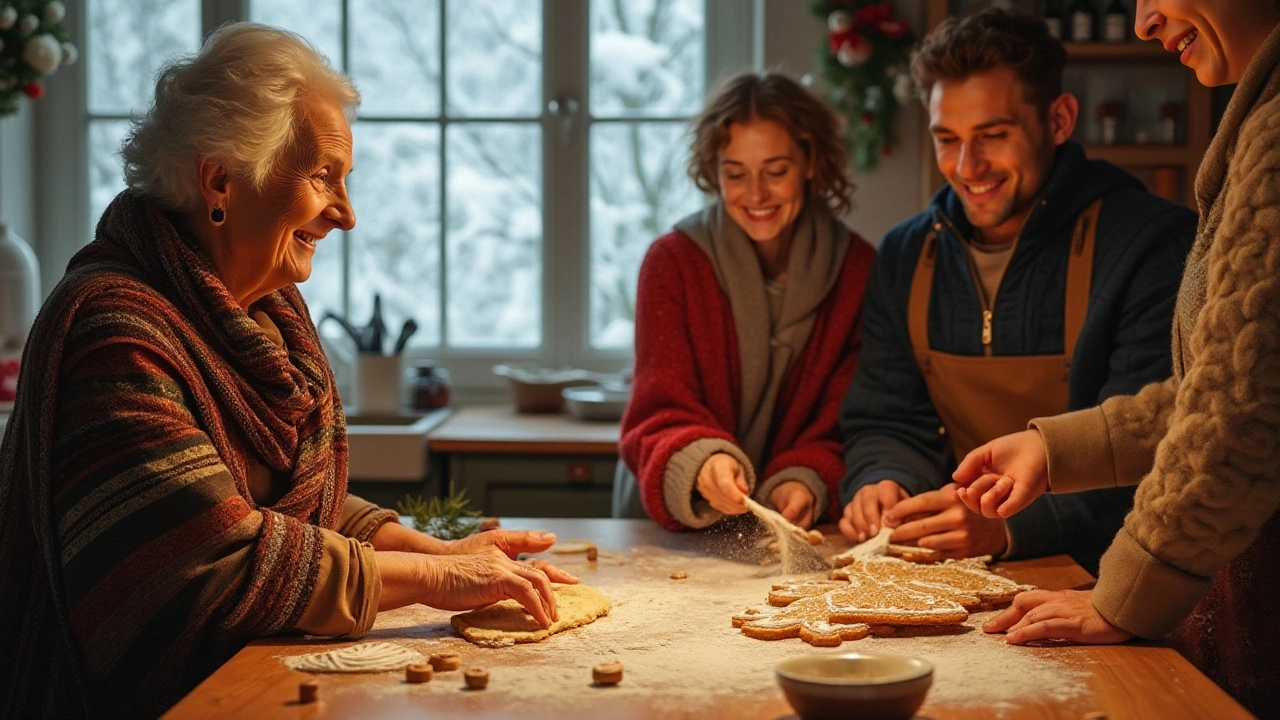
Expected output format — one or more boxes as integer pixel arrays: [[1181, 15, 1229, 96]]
[[562, 385, 630, 422], [775, 653, 933, 720]]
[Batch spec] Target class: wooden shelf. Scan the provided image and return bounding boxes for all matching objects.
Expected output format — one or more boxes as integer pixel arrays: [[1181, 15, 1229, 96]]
[[920, 0, 1212, 209], [1081, 144, 1198, 167], [1064, 41, 1177, 62]]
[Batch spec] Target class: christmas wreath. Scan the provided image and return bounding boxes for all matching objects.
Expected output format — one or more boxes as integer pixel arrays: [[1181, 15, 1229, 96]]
[[0, 1, 76, 116], [810, 1, 916, 172]]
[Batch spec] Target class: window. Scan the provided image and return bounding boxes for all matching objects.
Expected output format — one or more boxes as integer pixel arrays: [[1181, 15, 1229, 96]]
[[63, 0, 754, 388]]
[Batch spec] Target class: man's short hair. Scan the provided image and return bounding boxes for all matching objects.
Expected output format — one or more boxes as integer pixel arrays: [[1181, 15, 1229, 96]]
[[910, 9, 1066, 115]]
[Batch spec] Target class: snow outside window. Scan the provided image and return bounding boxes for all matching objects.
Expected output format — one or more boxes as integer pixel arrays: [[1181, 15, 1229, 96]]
[[84, 0, 737, 385]]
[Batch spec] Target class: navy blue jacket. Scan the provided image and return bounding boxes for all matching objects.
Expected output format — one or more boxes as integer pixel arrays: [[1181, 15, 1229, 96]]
[[839, 142, 1197, 575]]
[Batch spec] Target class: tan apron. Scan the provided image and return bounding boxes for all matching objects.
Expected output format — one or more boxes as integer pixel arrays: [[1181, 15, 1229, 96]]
[[909, 200, 1101, 461]]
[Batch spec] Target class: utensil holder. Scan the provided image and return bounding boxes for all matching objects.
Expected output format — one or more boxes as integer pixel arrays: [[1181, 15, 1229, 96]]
[[353, 353, 402, 414]]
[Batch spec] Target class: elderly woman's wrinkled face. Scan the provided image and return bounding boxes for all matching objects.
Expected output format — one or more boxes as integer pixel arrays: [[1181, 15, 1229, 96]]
[[717, 118, 812, 245], [1135, 0, 1280, 85], [225, 96, 355, 294]]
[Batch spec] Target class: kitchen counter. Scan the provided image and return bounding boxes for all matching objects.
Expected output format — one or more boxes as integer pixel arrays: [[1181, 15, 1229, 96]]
[[163, 519, 1248, 720]]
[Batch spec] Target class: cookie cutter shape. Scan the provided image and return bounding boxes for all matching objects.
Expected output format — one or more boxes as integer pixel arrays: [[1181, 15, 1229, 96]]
[[733, 594, 872, 647], [836, 556, 1035, 610]]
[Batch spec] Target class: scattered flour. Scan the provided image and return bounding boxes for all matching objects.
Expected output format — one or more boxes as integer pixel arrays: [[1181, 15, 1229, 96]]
[[294, 545, 1093, 716]]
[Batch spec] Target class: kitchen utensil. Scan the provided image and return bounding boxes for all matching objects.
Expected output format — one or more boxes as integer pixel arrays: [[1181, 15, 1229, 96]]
[[392, 318, 418, 355]]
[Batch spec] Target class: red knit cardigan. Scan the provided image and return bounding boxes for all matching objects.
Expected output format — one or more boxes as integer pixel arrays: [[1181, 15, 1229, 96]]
[[620, 229, 876, 530]]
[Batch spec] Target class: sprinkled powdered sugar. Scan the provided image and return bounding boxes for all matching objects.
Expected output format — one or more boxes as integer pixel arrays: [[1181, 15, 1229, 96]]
[[282, 545, 1095, 715]]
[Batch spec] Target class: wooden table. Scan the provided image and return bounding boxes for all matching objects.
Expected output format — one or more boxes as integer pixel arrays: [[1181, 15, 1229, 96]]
[[164, 519, 1250, 720]]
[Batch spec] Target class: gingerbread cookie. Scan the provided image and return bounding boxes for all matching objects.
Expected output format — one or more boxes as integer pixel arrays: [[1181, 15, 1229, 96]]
[[835, 556, 1033, 610], [732, 593, 872, 647]]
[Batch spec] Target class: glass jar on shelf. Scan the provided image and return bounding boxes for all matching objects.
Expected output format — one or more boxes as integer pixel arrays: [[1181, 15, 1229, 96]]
[[1159, 100, 1184, 145], [1096, 100, 1126, 144], [406, 361, 452, 411]]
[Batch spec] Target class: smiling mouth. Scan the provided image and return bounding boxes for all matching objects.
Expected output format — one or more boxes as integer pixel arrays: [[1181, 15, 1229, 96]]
[[293, 230, 319, 249], [963, 179, 1004, 197], [744, 206, 780, 221], [1177, 29, 1198, 53]]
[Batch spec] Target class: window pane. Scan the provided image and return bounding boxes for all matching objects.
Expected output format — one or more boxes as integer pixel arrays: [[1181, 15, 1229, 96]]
[[351, 0, 441, 118], [445, 0, 542, 117], [589, 0, 704, 119], [589, 122, 700, 348], [446, 123, 541, 348], [88, 0, 200, 115], [349, 123, 443, 348], [250, 0, 343, 69], [88, 120, 131, 228]]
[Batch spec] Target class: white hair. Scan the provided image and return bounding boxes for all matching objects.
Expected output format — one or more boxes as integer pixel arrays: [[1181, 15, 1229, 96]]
[[121, 22, 360, 211]]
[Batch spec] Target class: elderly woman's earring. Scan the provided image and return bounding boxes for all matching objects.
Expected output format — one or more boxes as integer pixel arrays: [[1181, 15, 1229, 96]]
[[210, 205, 226, 225]]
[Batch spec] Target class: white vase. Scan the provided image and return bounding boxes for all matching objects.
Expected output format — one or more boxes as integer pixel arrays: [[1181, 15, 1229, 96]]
[[0, 222, 39, 353]]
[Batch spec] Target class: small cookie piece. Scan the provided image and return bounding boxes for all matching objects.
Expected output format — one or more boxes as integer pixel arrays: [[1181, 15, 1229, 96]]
[[806, 529, 824, 545], [586, 544, 598, 561], [428, 652, 461, 672], [405, 664, 433, 683], [887, 544, 940, 563], [298, 680, 319, 704], [551, 540, 594, 554], [592, 661, 624, 686], [479, 517, 501, 531], [463, 667, 489, 689], [669, 571, 688, 580]]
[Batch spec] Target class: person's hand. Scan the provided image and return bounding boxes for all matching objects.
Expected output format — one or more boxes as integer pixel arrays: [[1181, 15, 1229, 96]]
[[952, 429, 1050, 518], [445, 530, 579, 583], [421, 547, 567, 628], [882, 484, 1007, 560], [838, 480, 908, 542], [769, 481, 816, 529], [983, 589, 1134, 645], [696, 453, 750, 515]]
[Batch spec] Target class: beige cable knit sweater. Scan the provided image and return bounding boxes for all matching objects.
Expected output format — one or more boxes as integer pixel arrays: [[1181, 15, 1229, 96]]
[[1030, 23, 1280, 641]]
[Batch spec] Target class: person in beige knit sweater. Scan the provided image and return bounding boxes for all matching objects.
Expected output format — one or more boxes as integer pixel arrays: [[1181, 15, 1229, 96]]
[[952, 1, 1280, 714]]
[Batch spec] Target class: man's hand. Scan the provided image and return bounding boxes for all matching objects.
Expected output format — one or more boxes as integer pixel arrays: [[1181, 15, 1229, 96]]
[[952, 429, 1051, 518], [983, 589, 1133, 645], [883, 484, 1007, 560], [769, 481, 816, 529], [838, 479, 908, 542], [696, 453, 751, 515]]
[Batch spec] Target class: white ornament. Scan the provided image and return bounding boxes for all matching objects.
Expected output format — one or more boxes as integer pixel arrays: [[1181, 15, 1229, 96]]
[[827, 10, 853, 34], [18, 13, 38, 35], [22, 34, 62, 75], [836, 40, 871, 67], [42, 1, 64, 24], [0, 7, 16, 30], [61, 41, 76, 65], [893, 73, 914, 105]]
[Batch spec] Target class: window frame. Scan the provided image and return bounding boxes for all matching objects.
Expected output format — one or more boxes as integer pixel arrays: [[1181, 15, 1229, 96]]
[[38, 0, 758, 391]]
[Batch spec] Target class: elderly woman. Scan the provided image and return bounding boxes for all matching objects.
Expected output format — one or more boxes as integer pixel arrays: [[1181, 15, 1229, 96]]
[[617, 72, 876, 531], [952, 1, 1280, 714], [0, 23, 573, 718]]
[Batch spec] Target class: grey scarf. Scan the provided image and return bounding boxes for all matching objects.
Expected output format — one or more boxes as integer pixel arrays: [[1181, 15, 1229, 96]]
[[675, 200, 850, 468]]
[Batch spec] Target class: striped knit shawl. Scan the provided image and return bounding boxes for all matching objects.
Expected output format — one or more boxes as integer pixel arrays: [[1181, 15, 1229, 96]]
[[0, 191, 347, 717]]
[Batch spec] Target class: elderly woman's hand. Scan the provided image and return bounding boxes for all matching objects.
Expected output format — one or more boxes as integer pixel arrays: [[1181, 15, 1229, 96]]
[[422, 548, 566, 627]]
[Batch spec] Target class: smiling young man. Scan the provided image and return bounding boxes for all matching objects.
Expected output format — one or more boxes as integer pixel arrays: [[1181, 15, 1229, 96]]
[[835, 9, 1197, 575]]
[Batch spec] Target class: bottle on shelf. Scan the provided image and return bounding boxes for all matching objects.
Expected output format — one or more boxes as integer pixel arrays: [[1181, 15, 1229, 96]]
[[1068, 0, 1098, 42], [1102, 0, 1129, 42], [1043, 0, 1064, 40], [1096, 100, 1126, 144]]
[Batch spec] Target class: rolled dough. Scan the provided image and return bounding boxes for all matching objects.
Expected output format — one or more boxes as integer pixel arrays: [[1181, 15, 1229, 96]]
[[451, 584, 611, 647]]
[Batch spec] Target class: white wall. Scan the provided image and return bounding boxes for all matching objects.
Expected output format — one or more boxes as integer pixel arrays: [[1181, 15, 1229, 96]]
[[0, 102, 38, 250], [760, 0, 929, 244]]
